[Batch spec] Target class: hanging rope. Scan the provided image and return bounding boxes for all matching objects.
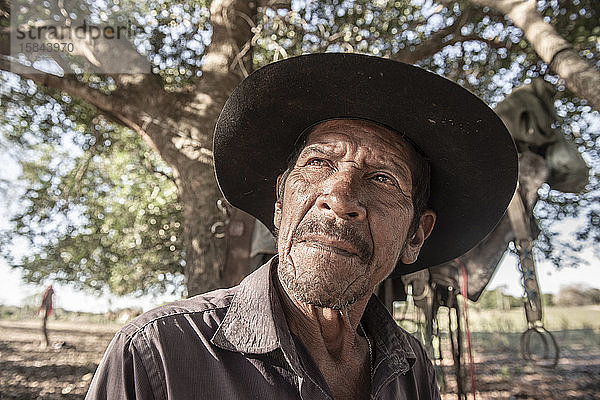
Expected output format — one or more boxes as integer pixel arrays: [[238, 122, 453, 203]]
[[456, 258, 477, 399]]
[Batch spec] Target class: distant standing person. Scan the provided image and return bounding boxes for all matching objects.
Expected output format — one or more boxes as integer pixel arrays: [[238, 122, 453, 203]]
[[38, 284, 54, 347]]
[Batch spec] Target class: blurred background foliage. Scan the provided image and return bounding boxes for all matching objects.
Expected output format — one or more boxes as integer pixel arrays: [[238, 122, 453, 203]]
[[0, 0, 598, 296], [1, 79, 184, 295]]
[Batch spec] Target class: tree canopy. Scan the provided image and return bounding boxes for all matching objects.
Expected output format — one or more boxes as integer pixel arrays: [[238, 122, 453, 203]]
[[1, 0, 598, 297], [1, 83, 184, 295]]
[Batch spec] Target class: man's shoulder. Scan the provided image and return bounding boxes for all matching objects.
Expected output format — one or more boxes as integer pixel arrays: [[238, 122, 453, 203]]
[[85, 285, 247, 400], [117, 286, 239, 340]]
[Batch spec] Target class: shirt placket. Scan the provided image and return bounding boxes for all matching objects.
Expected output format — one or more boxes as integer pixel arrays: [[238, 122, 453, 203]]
[[276, 332, 333, 400]]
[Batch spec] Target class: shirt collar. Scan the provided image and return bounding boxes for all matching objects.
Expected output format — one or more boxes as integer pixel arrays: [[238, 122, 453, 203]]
[[211, 257, 282, 353], [211, 257, 417, 373], [362, 294, 417, 375]]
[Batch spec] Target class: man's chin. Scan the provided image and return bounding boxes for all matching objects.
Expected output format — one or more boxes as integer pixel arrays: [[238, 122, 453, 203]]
[[276, 247, 373, 309], [288, 288, 358, 310], [278, 265, 370, 310]]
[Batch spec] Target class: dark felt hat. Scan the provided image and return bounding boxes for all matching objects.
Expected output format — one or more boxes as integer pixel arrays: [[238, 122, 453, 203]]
[[213, 53, 517, 277]]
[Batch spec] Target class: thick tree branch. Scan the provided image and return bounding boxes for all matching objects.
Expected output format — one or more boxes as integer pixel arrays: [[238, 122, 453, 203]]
[[1, 58, 179, 174], [2, 15, 174, 157], [1, 56, 167, 138], [470, 0, 600, 110], [1, 9, 166, 117], [159, 0, 257, 165], [201, 0, 255, 80], [152, 0, 257, 166], [2, 0, 255, 158]]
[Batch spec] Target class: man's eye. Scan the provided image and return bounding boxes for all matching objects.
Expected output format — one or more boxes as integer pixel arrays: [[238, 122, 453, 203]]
[[307, 158, 328, 167], [372, 174, 394, 185]]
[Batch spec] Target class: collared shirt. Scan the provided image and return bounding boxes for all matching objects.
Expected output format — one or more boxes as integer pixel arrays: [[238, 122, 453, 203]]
[[86, 259, 441, 399]]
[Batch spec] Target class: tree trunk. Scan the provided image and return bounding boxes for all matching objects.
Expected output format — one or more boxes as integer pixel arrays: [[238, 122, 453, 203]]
[[153, 0, 257, 296]]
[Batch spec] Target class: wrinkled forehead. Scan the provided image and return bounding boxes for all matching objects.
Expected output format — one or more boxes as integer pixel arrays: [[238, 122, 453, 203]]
[[303, 119, 421, 166]]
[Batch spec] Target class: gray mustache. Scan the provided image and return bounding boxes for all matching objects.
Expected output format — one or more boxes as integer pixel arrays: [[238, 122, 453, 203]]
[[292, 218, 373, 263]]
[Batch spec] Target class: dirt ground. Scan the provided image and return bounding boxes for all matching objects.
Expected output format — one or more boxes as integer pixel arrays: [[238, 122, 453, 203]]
[[0, 319, 117, 399], [437, 330, 600, 399], [0, 318, 599, 399]]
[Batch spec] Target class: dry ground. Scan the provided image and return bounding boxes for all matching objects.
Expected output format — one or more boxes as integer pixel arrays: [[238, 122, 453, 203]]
[[0, 317, 599, 399], [0, 319, 118, 399], [438, 329, 600, 399]]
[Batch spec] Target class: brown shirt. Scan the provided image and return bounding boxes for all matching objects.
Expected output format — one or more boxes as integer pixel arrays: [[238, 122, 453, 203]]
[[86, 258, 441, 399]]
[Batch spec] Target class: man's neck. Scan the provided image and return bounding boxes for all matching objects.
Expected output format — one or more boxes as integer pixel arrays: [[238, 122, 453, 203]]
[[274, 269, 372, 399], [281, 287, 368, 355]]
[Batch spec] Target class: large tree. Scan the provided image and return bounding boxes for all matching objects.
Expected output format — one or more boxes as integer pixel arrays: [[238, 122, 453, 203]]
[[1, 0, 598, 297]]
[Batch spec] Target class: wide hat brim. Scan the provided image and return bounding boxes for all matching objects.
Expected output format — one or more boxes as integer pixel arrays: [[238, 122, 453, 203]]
[[214, 53, 517, 277]]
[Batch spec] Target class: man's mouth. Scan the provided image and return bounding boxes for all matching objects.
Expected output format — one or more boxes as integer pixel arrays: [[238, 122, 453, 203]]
[[290, 218, 373, 263], [299, 234, 361, 258]]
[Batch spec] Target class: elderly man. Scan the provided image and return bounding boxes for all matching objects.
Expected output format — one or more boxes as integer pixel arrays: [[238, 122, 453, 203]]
[[86, 53, 517, 400]]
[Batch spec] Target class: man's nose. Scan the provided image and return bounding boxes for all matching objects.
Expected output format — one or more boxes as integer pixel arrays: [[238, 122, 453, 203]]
[[316, 171, 366, 221]]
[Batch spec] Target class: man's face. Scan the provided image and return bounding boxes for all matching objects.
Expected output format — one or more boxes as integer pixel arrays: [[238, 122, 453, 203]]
[[274, 119, 435, 309]]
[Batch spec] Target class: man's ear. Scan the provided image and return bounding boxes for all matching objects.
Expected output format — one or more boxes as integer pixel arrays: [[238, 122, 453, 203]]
[[274, 174, 283, 230], [400, 210, 436, 264]]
